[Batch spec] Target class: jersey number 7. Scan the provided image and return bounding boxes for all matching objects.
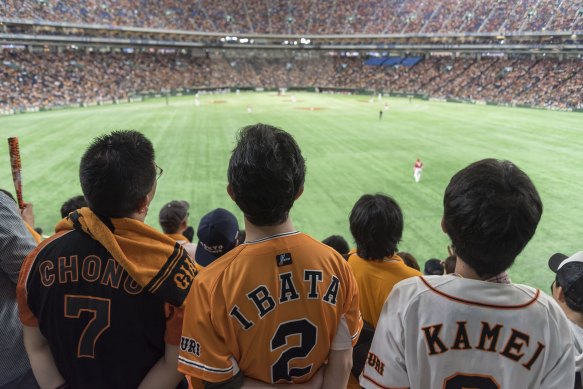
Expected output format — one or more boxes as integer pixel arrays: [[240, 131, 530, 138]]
[[64, 295, 111, 358]]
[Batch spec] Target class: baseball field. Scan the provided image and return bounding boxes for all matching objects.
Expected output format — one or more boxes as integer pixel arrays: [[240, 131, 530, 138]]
[[1, 92, 581, 289]]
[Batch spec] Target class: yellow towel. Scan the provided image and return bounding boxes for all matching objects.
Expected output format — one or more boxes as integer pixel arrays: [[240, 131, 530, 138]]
[[56, 208, 197, 306]]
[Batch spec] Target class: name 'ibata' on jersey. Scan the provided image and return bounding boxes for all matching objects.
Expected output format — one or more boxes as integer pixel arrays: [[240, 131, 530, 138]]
[[178, 232, 362, 385]]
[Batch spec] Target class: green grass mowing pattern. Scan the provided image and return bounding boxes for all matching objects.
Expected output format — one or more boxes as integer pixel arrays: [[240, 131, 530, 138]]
[[1, 92, 582, 290]]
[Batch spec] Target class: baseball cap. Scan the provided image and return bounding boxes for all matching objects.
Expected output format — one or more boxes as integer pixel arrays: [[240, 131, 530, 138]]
[[159, 200, 189, 233], [195, 208, 239, 267], [549, 251, 583, 309]]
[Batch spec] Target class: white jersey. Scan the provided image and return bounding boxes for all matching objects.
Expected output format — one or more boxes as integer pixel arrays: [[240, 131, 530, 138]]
[[361, 275, 575, 389], [569, 320, 583, 374]]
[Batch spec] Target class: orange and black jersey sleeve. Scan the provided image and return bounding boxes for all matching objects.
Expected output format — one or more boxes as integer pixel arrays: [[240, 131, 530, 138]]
[[17, 228, 182, 389]]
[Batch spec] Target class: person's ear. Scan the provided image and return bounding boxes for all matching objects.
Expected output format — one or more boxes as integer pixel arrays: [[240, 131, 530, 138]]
[[556, 284, 567, 303], [294, 185, 304, 200], [136, 196, 149, 215], [227, 184, 236, 201], [441, 217, 447, 233]]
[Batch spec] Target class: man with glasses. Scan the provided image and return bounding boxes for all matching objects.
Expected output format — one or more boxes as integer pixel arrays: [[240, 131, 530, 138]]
[[18, 130, 196, 389]]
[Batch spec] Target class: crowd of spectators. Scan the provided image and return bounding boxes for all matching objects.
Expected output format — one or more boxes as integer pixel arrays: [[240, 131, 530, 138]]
[[1, 49, 581, 111], [1, 0, 581, 34]]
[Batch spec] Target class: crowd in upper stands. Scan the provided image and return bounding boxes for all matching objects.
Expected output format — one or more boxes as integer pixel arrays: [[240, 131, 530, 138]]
[[1, 49, 581, 112], [1, 0, 582, 34]]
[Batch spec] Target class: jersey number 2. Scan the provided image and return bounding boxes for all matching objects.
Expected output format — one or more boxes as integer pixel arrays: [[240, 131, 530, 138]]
[[64, 295, 111, 358], [444, 373, 500, 389], [271, 319, 317, 383]]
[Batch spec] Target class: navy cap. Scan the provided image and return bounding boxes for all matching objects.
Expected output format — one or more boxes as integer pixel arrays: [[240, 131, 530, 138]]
[[195, 208, 239, 267]]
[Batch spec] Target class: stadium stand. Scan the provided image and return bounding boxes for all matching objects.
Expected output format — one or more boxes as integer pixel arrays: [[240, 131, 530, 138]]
[[1, 0, 582, 34], [1, 50, 582, 111]]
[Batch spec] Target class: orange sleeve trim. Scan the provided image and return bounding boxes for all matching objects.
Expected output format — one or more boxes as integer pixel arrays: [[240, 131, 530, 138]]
[[419, 276, 540, 309], [17, 230, 73, 326], [361, 373, 409, 389]]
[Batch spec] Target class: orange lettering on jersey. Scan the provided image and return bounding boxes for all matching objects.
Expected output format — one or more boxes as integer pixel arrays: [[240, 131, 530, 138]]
[[123, 276, 143, 295], [451, 321, 472, 350], [81, 255, 101, 282], [422, 324, 448, 355], [522, 342, 545, 370], [366, 352, 385, 376], [500, 328, 529, 362], [476, 322, 503, 352], [303, 270, 323, 299], [39, 260, 55, 287], [58, 256, 78, 283], [100, 258, 124, 289]]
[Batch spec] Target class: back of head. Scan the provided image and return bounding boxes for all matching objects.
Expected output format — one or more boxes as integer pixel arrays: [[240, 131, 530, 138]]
[[227, 124, 305, 226], [80, 130, 156, 218], [60, 195, 88, 218], [398, 251, 420, 271], [322, 235, 350, 256], [159, 200, 190, 234], [349, 194, 403, 260], [424, 258, 444, 275], [443, 159, 542, 277]]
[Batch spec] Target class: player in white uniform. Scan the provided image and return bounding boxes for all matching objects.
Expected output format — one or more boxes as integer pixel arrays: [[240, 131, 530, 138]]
[[413, 158, 423, 182], [361, 159, 575, 389]]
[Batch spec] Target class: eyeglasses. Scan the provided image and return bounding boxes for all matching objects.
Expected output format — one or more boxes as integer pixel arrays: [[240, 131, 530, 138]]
[[155, 163, 164, 181]]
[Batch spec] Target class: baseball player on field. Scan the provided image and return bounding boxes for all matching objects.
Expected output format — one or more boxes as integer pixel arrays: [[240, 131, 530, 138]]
[[361, 159, 575, 389], [179, 124, 362, 388]]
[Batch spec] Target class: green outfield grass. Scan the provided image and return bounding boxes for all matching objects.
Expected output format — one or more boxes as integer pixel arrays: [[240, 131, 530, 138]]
[[1, 92, 582, 289]]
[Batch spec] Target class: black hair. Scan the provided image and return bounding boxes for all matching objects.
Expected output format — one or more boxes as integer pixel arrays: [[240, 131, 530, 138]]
[[60, 195, 88, 218], [443, 159, 542, 277], [80, 130, 156, 218], [227, 124, 306, 226], [322, 235, 350, 256], [443, 255, 457, 274], [398, 251, 420, 271], [349, 194, 403, 260], [424, 258, 444, 275]]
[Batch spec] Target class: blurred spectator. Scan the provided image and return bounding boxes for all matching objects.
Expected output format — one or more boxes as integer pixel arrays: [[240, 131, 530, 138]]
[[159, 200, 196, 259], [424, 258, 444, 275], [322, 234, 350, 257], [549, 252, 583, 387], [347, 193, 421, 389], [60, 195, 87, 218], [398, 251, 421, 272], [0, 190, 38, 388], [194, 208, 239, 267], [442, 255, 457, 274]]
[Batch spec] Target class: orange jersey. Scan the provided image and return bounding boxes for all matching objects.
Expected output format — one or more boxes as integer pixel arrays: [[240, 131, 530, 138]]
[[347, 251, 421, 327], [179, 231, 362, 384]]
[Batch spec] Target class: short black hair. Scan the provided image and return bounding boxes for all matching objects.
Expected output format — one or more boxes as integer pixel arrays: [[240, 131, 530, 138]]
[[443, 159, 542, 277], [349, 194, 403, 260], [227, 124, 306, 226], [398, 252, 420, 271], [80, 130, 156, 218], [60, 195, 88, 218], [322, 235, 350, 256]]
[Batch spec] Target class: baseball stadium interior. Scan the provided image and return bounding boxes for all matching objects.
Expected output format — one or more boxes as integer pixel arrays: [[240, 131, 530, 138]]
[[1, 1, 583, 388]]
